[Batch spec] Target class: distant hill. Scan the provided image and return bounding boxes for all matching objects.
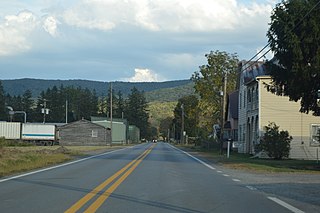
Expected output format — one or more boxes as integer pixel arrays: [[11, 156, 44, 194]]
[[1, 78, 194, 102], [145, 82, 195, 102]]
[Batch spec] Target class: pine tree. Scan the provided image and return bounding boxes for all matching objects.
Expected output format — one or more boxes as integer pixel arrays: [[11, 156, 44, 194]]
[[267, 0, 320, 115], [125, 87, 150, 139], [115, 91, 125, 118], [0, 81, 6, 120], [21, 90, 34, 122]]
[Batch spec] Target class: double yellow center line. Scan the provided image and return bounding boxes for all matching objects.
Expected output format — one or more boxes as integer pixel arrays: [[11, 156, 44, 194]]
[[65, 144, 156, 213]]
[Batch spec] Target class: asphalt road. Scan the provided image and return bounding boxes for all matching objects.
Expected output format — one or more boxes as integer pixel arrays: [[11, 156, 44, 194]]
[[0, 142, 305, 213]]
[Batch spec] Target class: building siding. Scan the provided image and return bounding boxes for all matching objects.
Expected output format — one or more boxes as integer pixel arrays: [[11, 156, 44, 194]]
[[259, 76, 320, 159], [58, 119, 111, 146]]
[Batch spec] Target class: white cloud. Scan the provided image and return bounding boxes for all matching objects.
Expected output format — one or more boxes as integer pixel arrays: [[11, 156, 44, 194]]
[[0, 10, 64, 56], [0, 11, 37, 56], [125, 68, 164, 82], [60, 0, 273, 32], [0, 1, 278, 81], [42, 16, 59, 37]]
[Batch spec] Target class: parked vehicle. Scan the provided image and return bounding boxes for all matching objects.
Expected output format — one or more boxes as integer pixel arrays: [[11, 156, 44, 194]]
[[0, 122, 21, 140], [0, 122, 58, 145]]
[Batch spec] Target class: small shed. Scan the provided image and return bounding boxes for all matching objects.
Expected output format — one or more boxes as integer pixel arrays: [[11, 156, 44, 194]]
[[58, 119, 111, 146], [91, 117, 128, 144]]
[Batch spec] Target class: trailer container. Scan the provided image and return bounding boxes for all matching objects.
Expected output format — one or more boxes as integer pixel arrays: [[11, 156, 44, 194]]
[[22, 123, 56, 145], [0, 122, 21, 139]]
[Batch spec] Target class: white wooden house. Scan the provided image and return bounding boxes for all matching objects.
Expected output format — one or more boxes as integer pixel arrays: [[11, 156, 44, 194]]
[[237, 61, 320, 160]]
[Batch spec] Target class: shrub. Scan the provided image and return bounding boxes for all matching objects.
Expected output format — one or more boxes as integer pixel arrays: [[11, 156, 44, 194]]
[[0, 137, 7, 149], [259, 122, 292, 159]]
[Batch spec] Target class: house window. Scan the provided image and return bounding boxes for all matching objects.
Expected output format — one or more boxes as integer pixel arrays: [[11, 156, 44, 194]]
[[233, 129, 238, 141], [92, 130, 98, 138], [310, 124, 320, 146]]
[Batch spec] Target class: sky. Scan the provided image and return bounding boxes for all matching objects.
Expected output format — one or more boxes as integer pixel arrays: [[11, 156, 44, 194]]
[[0, 0, 279, 82]]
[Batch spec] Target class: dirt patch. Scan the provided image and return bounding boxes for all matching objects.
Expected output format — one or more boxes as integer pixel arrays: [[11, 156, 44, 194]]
[[34, 146, 71, 155], [53, 146, 71, 154]]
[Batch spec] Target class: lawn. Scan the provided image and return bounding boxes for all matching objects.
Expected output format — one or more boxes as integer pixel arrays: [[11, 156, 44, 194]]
[[0, 145, 122, 178], [182, 145, 320, 173]]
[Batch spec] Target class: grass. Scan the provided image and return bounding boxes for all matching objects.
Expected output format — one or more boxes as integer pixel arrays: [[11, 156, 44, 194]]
[[0, 148, 71, 177], [0, 140, 125, 178], [182, 145, 320, 173]]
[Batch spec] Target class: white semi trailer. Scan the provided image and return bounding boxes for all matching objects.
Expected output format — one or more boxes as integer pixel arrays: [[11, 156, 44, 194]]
[[0, 122, 57, 145], [0, 122, 21, 139], [22, 123, 56, 145]]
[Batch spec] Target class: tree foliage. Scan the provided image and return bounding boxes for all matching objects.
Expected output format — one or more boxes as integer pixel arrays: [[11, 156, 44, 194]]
[[173, 95, 199, 140], [191, 50, 239, 132], [4, 86, 99, 123], [125, 87, 150, 139], [0, 81, 155, 139], [266, 0, 320, 115], [0, 81, 6, 120], [259, 122, 292, 160]]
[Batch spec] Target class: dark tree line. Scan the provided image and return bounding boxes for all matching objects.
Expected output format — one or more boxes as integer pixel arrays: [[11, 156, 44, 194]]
[[2, 85, 99, 123], [0, 81, 152, 139]]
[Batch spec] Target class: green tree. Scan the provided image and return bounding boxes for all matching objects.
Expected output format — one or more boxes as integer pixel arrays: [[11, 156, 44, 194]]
[[33, 86, 99, 123], [97, 96, 107, 116], [259, 122, 292, 160], [266, 0, 320, 115], [125, 87, 150, 139], [115, 91, 125, 118], [0, 81, 6, 120], [159, 117, 173, 140], [191, 50, 239, 133], [21, 90, 34, 122], [46, 86, 64, 122], [106, 86, 118, 118], [90, 89, 99, 117], [173, 95, 199, 141]]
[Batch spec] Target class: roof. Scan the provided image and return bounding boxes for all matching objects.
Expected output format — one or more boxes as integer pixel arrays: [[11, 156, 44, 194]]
[[241, 61, 268, 85], [59, 119, 111, 130], [91, 116, 128, 124]]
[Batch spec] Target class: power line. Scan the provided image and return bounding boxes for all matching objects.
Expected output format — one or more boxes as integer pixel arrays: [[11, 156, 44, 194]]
[[241, 0, 320, 72]]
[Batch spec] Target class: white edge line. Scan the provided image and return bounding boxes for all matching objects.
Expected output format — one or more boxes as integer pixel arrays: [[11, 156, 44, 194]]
[[0, 146, 133, 183], [246, 185, 257, 191], [268, 197, 305, 213], [168, 144, 216, 170], [168, 144, 305, 213]]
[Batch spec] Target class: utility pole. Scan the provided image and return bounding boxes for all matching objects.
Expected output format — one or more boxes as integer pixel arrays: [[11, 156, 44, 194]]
[[220, 72, 227, 154], [110, 82, 113, 146], [42, 99, 49, 124], [181, 103, 185, 144], [65, 99, 68, 124]]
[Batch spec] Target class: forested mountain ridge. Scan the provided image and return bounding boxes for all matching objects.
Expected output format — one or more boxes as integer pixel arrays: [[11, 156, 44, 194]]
[[1, 78, 193, 102], [145, 82, 195, 102]]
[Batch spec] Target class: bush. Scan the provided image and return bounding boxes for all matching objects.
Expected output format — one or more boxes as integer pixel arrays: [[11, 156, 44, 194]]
[[0, 138, 33, 147], [259, 122, 292, 159], [0, 137, 7, 149]]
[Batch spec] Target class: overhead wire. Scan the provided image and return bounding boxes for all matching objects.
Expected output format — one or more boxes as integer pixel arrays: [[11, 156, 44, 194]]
[[241, 0, 320, 72]]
